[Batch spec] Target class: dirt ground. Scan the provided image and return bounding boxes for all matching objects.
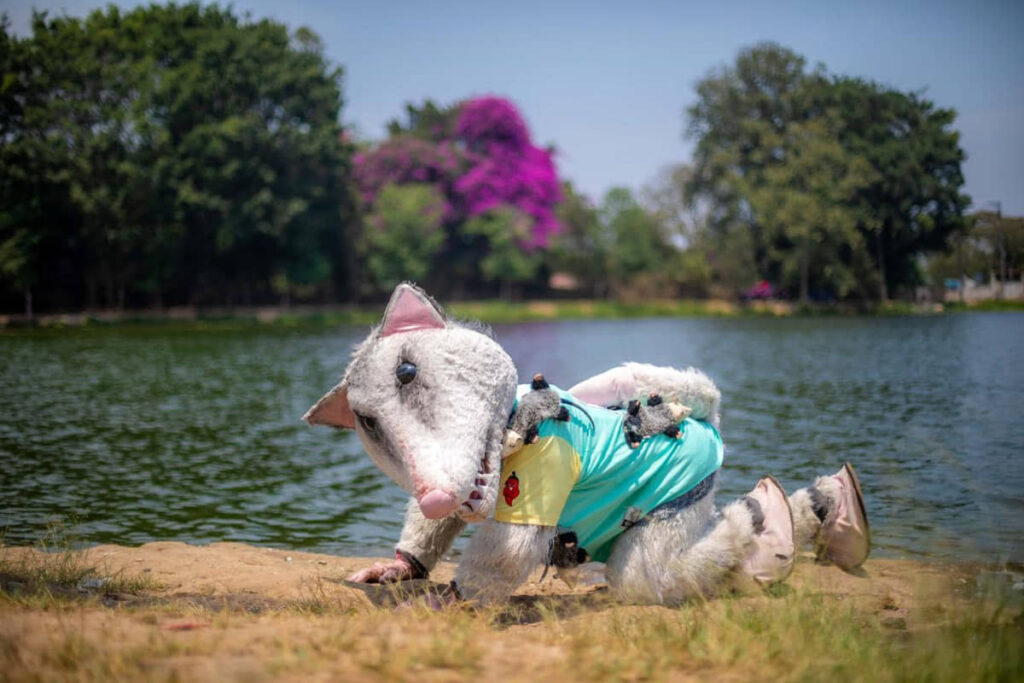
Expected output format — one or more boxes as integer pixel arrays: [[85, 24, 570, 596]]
[[1, 542, 1020, 682]]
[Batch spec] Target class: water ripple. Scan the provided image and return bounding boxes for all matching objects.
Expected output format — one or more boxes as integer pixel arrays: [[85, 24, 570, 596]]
[[1, 314, 1022, 563]]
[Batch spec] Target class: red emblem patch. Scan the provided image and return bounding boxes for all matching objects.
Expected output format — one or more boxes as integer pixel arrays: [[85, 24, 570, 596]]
[[503, 471, 520, 506]]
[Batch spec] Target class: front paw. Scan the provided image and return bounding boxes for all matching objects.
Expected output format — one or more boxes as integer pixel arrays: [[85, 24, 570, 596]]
[[347, 552, 425, 583]]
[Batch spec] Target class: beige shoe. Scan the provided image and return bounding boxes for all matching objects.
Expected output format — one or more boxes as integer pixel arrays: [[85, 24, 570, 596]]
[[818, 462, 871, 570], [741, 475, 795, 585]]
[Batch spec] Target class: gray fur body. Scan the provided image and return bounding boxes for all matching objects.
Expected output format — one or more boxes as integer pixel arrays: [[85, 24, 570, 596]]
[[306, 284, 843, 605]]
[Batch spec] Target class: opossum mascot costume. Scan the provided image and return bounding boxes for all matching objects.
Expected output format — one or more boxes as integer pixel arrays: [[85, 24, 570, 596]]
[[305, 283, 870, 605]]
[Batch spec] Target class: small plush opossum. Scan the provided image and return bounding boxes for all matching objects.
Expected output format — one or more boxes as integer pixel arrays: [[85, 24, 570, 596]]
[[502, 373, 569, 457], [623, 393, 692, 448], [504, 379, 692, 456]]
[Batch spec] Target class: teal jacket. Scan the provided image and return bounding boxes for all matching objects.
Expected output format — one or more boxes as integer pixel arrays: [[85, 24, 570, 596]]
[[495, 384, 724, 561]]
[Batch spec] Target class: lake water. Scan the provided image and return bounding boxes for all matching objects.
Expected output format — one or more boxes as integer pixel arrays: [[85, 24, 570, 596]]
[[1, 313, 1022, 564]]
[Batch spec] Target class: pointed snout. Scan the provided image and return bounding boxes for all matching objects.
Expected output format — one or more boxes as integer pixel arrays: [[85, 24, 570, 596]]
[[417, 489, 459, 519]]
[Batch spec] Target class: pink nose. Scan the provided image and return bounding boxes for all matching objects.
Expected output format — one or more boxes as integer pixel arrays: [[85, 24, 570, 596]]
[[417, 489, 458, 519]]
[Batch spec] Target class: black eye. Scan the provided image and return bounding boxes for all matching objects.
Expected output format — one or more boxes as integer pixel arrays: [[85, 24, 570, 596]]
[[396, 361, 417, 385], [356, 413, 378, 434]]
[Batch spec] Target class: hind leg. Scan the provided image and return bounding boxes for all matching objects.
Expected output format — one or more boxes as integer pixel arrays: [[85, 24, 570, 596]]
[[788, 463, 870, 570], [606, 492, 759, 605]]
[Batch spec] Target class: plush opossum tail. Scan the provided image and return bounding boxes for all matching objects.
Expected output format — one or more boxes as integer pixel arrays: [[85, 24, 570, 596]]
[[568, 363, 721, 427]]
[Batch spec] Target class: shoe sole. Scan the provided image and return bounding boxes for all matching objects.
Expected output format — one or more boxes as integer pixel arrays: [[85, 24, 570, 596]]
[[843, 461, 870, 537], [766, 474, 796, 583], [742, 474, 795, 585], [821, 462, 871, 570]]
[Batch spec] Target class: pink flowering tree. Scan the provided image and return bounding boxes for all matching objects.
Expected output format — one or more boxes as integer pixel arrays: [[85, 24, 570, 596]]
[[353, 96, 563, 295], [351, 137, 461, 220]]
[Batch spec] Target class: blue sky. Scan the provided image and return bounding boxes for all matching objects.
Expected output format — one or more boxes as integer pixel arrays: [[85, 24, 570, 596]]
[[4, 0, 1023, 213]]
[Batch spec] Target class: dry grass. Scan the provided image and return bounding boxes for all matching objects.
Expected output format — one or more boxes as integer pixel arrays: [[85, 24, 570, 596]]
[[0, 523, 157, 610], [0, 539, 1020, 682], [3, 586, 1019, 683]]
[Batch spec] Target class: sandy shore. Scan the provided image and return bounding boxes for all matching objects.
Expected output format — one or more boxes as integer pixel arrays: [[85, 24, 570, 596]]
[[1, 542, 1020, 681]]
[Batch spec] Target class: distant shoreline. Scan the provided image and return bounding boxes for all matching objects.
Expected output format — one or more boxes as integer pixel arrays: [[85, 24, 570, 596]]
[[2, 298, 1022, 331]]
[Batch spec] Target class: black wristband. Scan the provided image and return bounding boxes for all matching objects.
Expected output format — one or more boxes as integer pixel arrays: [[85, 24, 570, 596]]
[[395, 548, 429, 579]]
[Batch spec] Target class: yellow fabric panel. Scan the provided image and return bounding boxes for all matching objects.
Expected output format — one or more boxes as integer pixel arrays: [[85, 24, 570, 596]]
[[494, 436, 582, 527]]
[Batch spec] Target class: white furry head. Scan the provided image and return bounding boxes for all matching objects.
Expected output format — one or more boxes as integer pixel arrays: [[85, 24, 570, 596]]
[[305, 283, 517, 522]]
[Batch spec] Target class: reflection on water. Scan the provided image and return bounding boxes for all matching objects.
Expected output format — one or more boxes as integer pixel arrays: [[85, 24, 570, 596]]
[[1, 313, 1022, 563]]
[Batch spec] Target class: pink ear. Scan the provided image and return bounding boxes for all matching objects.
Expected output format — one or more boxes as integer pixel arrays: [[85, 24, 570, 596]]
[[303, 384, 356, 429], [379, 284, 445, 337]]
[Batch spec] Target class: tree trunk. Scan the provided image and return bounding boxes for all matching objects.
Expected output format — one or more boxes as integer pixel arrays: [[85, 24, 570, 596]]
[[998, 230, 1007, 300], [24, 287, 33, 320], [956, 235, 965, 304], [86, 274, 98, 310], [876, 230, 889, 303], [104, 271, 114, 309], [501, 278, 512, 302], [799, 251, 809, 304]]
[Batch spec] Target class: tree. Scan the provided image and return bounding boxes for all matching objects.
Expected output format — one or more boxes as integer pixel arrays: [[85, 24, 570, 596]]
[[684, 43, 969, 301], [686, 43, 820, 233], [464, 208, 540, 301], [23, 7, 161, 309], [820, 77, 970, 300], [641, 165, 694, 247], [0, 3, 354, 312], [0, 20, 39, 316], [600, 187, 674, 298], [641, 165, 714, 296], [454, 97, 562, 249], [743, 119, 874, 302], [361, 184, 446, 293], [684, 43, 824, 297], [385, 99, 460, 142], [354, 95, 563, 297], [927, 211, 1024, 287], [547, 181, 611, 297], [143, 3, 352, 304]]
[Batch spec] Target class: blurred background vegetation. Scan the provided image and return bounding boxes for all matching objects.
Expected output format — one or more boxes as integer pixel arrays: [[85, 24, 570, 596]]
[[1, 3, 1020, 316]]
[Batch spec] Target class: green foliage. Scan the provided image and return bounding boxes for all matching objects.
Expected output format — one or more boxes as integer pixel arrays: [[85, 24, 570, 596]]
[[686, 43, 821, 232], [743, 118, 874, 301], [685, 43, 818, 296], [927, 211, 1024, 284], [641, 165, 713, 296], [0, 22, 978, 311], [0, 3, 353, 311], [685, 42, 969, 301], [549, 184, 685, 300], [547, 182, 611, 297], [0, 519, 155, 602], [820, 76, 970, 299], [464, 207, 541, 300], [600, 187, 674, 297], [361, 184, 446, 292], [385, 99, 460, 142]]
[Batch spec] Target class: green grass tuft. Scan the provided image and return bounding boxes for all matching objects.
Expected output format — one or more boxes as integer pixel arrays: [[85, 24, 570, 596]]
[[0, 520, 156, 605]]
